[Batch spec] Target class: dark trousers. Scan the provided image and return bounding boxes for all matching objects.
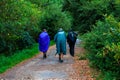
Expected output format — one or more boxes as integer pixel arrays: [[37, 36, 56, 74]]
[[69, 43, 75, 57], [43, 52, 47, 58]]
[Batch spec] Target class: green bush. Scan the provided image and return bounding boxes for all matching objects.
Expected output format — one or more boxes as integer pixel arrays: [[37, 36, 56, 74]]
[[0, 43, 39, 73], [0, 0, 73, 54], [83, 15, 120, 79], [63, 0, 120, 34], [16, 31, 35, 50], [0, 0, 41, 54], [36, 0, 72, 39]]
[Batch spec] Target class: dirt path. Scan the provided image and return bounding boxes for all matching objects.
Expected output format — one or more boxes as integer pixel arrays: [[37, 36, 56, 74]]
[[0, 39, 95, 80]]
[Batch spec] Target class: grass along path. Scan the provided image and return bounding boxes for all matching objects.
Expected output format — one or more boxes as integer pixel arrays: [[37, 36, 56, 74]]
[[0, 39, 97, 80], [0, 44, 39, 73], [0, 40, 55, 73]]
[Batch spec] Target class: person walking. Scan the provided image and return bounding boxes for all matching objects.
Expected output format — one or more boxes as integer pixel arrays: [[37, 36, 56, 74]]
[[38, 29, 50, 59], [54, 28, 66, 63], [67, 29, 77, 57]]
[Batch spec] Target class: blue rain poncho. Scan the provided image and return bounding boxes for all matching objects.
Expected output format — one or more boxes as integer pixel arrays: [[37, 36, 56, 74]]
[[54, 30, 66, 55], [39, 32, 50, 53]]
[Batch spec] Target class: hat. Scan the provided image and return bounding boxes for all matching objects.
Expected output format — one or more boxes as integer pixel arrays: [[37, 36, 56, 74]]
[[59, 28, 63, 31]]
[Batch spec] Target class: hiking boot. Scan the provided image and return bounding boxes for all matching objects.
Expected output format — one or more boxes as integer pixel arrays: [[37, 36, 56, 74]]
[[59, 60, 63, 63], [43, 54, 47, 59]]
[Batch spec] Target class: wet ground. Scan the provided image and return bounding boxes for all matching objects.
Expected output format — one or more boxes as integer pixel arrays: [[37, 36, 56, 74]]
[[0, 39, 95, 80]]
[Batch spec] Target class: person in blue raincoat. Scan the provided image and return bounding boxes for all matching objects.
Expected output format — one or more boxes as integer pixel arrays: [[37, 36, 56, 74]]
[[39, 29, 50, 59], [54, 28, 66, 63]]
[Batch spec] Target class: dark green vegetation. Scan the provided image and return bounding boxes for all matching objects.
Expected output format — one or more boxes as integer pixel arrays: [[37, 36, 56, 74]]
[[63, 0, 120, 79], [0, 40, 55, 73], [0, 0, 120, 79], [83, 16, 120, 80], [0, 43, 38, 73], [0, 0, 72, 55]]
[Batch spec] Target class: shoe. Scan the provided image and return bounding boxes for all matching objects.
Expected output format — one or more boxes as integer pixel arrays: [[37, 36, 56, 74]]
[[70, 52, 74, 57], [59, 60, 63, 63], [43, 56, 45, 59], [43, 54, 47, 59]]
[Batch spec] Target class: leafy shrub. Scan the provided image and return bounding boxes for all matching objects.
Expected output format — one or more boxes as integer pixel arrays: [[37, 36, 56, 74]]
[[36, 0, 72, 39], [0, 0, 41, 54], [63, 0, 120, 34], [83, 15, 120, 79], [0, 37, 6, 53], [0, 0, 73, 54], [16, 31, 35, 50]]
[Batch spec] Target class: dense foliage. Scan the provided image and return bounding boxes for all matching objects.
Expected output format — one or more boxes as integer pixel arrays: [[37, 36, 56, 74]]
[[80, 0, 120, 79], [63, 0, 120, 33], [83, 15, 120, 79], [0, 0, 40, 55], [62, 0, 120, 79], [27, 0, 72, 39], [0, 0, 72, 55]]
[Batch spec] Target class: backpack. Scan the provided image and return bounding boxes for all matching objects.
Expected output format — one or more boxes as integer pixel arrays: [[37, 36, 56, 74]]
[[67, 31, 77, 43]]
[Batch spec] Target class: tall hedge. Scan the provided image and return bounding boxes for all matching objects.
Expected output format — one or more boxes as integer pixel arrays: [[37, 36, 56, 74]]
[[0, 0, 73, 54], [28, 0, 72, 39], [83, 15, 120, 80], [0, 0, 41, 55], [62, 0, 120, 34]]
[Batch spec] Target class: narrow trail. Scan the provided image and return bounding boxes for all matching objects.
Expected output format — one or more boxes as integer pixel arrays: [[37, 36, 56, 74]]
[[0, 39, 95, 80]]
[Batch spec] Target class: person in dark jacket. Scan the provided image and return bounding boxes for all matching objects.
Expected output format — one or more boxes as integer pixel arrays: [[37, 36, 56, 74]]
[[39, 29, 50, 59], [67, 29, 77, 57], [54, 28, 66, 63]]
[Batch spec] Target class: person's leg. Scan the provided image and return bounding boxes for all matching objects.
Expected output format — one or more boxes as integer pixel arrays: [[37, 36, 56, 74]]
[[61, 53, 63, 59], [59, 54, 61, 61], [43, 52, 47, 59], [72, 44, 75, 57], [69, 43, 72, 56], [59, 53, 63, 63], [60, 53, 63, 62], [70, 43, 74, 57]]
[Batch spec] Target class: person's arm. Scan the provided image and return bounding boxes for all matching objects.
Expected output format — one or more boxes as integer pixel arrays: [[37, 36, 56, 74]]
[[54, 33, 57, 42], [38, 35, 41, 43], [48, 34, 50, 46]]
